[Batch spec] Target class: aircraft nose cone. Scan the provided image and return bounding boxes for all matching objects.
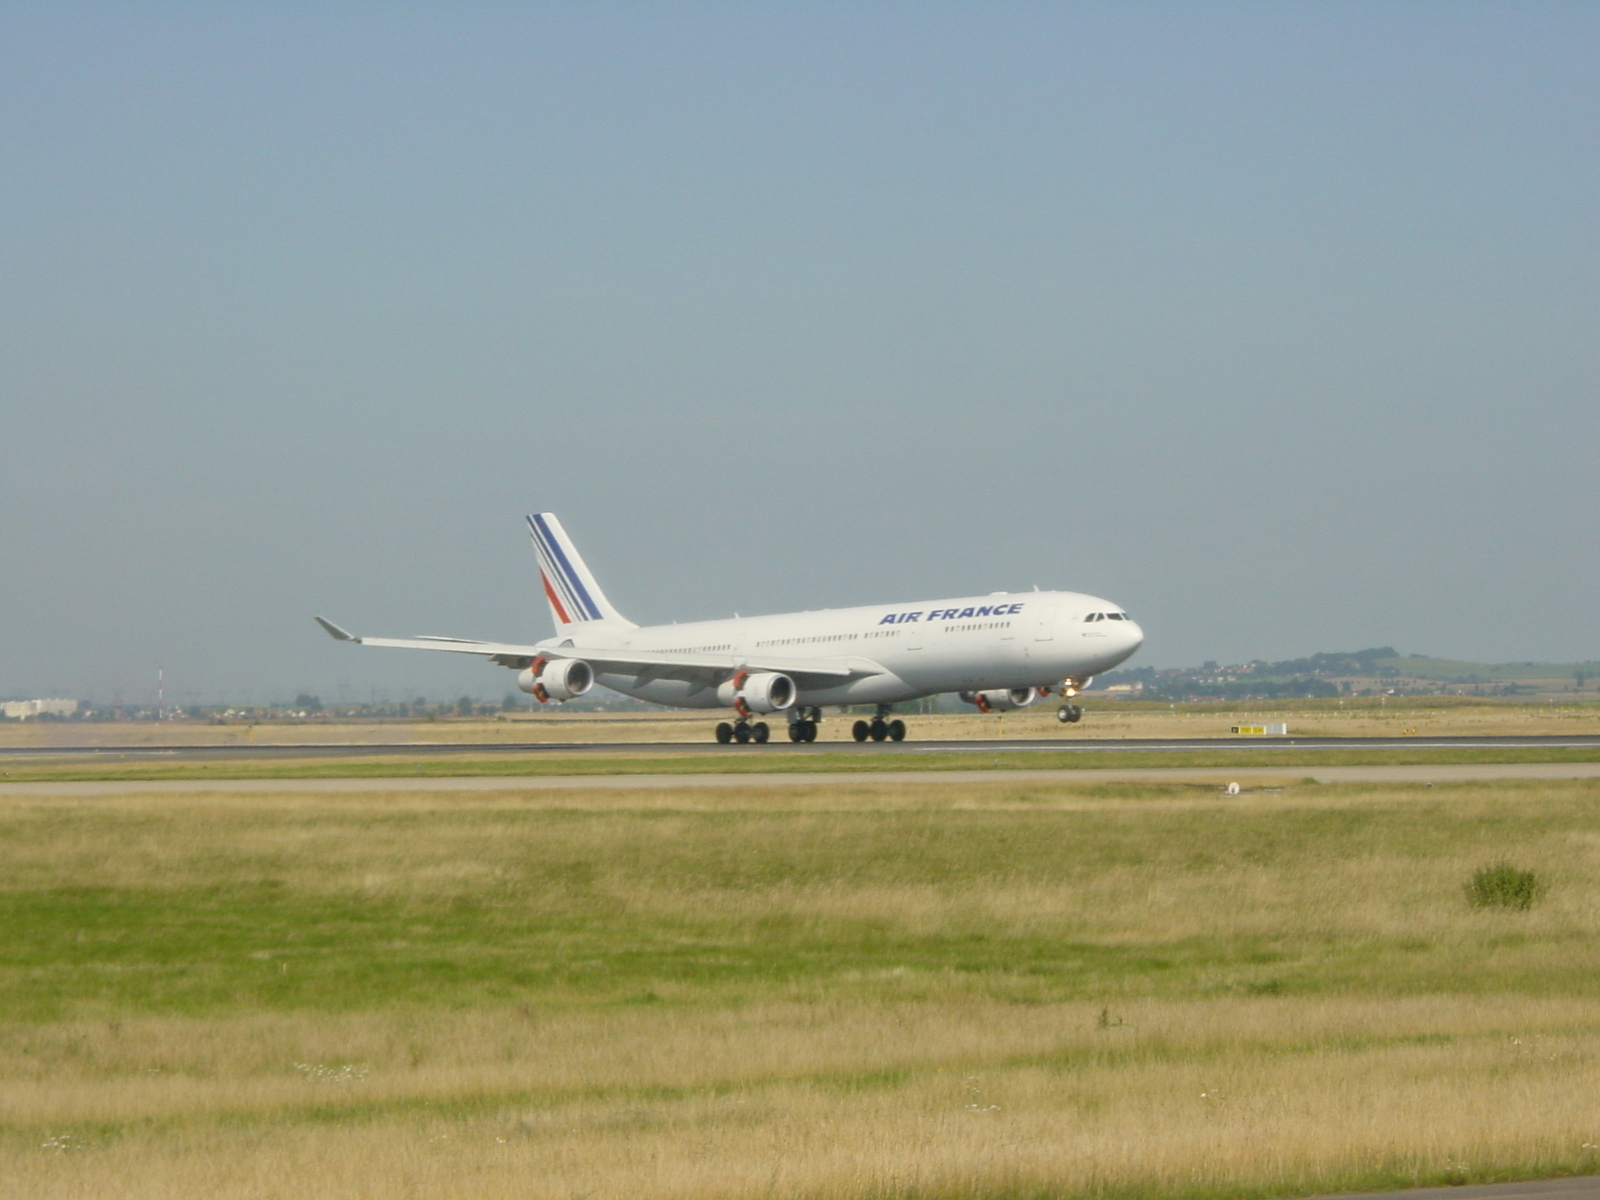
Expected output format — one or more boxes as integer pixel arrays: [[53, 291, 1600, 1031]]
[[1121, 620, 1145, 656]]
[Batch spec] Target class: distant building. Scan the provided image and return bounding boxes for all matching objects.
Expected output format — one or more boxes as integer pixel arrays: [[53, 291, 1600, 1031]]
[[1, 698, 79, 720]]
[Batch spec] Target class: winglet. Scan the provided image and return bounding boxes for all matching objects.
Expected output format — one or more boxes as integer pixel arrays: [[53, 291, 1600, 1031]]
[[315, 616, 360, 643]]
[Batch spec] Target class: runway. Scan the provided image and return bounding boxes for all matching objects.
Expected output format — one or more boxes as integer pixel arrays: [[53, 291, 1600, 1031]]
[[4, 733, 1600, 761], [4, 761, 1599, 796]]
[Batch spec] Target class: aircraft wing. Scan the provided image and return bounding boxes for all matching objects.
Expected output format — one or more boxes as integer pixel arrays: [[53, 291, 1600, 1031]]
[[314, 617, 878, 684], [315, 618, 547, 665]]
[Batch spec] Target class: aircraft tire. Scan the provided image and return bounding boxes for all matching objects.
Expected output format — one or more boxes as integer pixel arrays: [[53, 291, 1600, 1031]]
[[734, 725, 751, 744], [716, 722, 734, 744], [869, 718, 889, 742], [788, 721, 806, 743], [752, 722, 769, 744], [887, 719, 906, 742], [852, 720, 871, 742], [805, 720, 818, 742], [1057, 704, 1083, 724]]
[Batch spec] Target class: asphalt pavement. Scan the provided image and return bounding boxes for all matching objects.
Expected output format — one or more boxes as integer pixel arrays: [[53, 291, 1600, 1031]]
[[1308, 1178, 1600, 1200], [2, 734, 1599, 761], [3, 761, 1599, 796]]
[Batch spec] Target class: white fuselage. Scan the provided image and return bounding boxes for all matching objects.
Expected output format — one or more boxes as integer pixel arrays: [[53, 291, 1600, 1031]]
[[545, 590, 1144, 708]]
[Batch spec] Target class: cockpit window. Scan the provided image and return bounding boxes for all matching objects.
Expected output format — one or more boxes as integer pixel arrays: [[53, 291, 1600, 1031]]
[[1084, 612, 1101, 622], [1106, 613, 1123, 620]]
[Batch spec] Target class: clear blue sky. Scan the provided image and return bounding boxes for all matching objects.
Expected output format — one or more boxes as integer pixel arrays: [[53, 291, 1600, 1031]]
[[2, 3, 1595, 705]]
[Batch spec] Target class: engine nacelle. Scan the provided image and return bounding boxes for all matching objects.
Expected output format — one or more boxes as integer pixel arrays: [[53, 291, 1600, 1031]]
[[960, 687, 1039, 713], [517, 657, 594, 703], [715, 671, 797, 715]]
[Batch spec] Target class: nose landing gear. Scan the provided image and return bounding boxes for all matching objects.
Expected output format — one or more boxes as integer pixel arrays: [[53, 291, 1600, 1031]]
[[1053, 678, 1087, 726]]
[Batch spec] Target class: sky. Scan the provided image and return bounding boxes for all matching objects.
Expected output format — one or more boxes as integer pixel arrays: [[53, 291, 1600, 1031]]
[[2, 2, 1596, 706]]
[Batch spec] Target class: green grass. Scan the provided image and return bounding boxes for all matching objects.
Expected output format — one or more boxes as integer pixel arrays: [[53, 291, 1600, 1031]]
[[3, 743, 1600, 783], [10, 777, 1600, 1198], [1466, 862, 1543, 910], [5, 780, 1599, 1021]]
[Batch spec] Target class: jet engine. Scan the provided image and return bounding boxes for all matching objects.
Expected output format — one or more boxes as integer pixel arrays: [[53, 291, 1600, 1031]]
[[517, 657, 594, 703], [959, 687, 1039, 713], [715, 671, 797, 715]]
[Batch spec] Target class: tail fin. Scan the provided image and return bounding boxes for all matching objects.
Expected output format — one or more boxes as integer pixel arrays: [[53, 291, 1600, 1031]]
[[526, 513, 636, 633]]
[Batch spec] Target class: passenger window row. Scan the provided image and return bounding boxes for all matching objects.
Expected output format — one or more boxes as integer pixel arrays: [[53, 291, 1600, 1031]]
[[758, 633, 858, 648]]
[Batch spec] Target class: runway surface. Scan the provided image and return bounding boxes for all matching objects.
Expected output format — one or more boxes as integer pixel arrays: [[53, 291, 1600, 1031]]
[[4, 761, 1599, 796], [3, 734, 1600, 761]]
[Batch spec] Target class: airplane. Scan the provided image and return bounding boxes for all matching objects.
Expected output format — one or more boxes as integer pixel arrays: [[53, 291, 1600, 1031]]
[[316, 512, 1144, 744]]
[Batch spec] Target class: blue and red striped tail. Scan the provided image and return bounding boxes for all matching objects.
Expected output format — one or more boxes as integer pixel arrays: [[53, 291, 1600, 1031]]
[[525, 513, 635, 631]]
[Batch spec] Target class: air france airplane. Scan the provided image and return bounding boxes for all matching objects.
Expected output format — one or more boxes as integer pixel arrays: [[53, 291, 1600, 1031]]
[[316, 513, 1144, 744]]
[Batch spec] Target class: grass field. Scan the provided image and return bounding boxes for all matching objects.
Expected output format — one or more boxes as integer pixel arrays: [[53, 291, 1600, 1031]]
[[4, 744, 1600, 785], [5, 775, 1600, 1198]]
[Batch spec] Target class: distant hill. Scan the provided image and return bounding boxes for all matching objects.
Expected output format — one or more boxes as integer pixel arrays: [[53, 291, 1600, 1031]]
[[1094, 648, 1600, 701], [1364, 654, 1593, 683]]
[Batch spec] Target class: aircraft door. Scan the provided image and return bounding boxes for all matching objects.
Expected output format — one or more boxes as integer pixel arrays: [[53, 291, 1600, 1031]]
[[1034, 605, 1057, 641]]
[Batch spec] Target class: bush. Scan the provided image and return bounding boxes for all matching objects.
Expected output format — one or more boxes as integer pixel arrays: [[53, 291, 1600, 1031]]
[[1466, 863, 1542, 910]]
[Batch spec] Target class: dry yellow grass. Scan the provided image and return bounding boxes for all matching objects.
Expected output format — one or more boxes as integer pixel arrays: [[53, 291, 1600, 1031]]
[[8, 996, 1600, 1199], [4, 777, 1600, 1198]]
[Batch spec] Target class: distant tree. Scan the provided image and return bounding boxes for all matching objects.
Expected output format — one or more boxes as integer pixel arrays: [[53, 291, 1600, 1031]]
[[502, 692, 520, 711], [294, 693, 322, 712], [456, 695, 474, 716], [1576, 670, 1589, 691]]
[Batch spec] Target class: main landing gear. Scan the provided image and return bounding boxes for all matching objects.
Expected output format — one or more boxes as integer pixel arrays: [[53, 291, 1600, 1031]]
[[715, 706, 826, 745], [851, 705, 906, 743], [715, 720, 770, 744], [788, 706, 822, 743], [713, 706, 908, 745], [1056, 703, 1083, 724]]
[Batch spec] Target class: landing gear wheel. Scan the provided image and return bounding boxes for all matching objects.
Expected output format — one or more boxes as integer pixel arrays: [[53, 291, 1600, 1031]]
[[752, 722, 769, 744], [887, 719, 906, 742], [806, 720, 819, 742], [1057, 704, 1083, 724], [715, 722, 734, 744], [852, 720, 871, 743], [734, 724, 752, 744], [869, 718, 889, 742], [788, 721, 807, 743]]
